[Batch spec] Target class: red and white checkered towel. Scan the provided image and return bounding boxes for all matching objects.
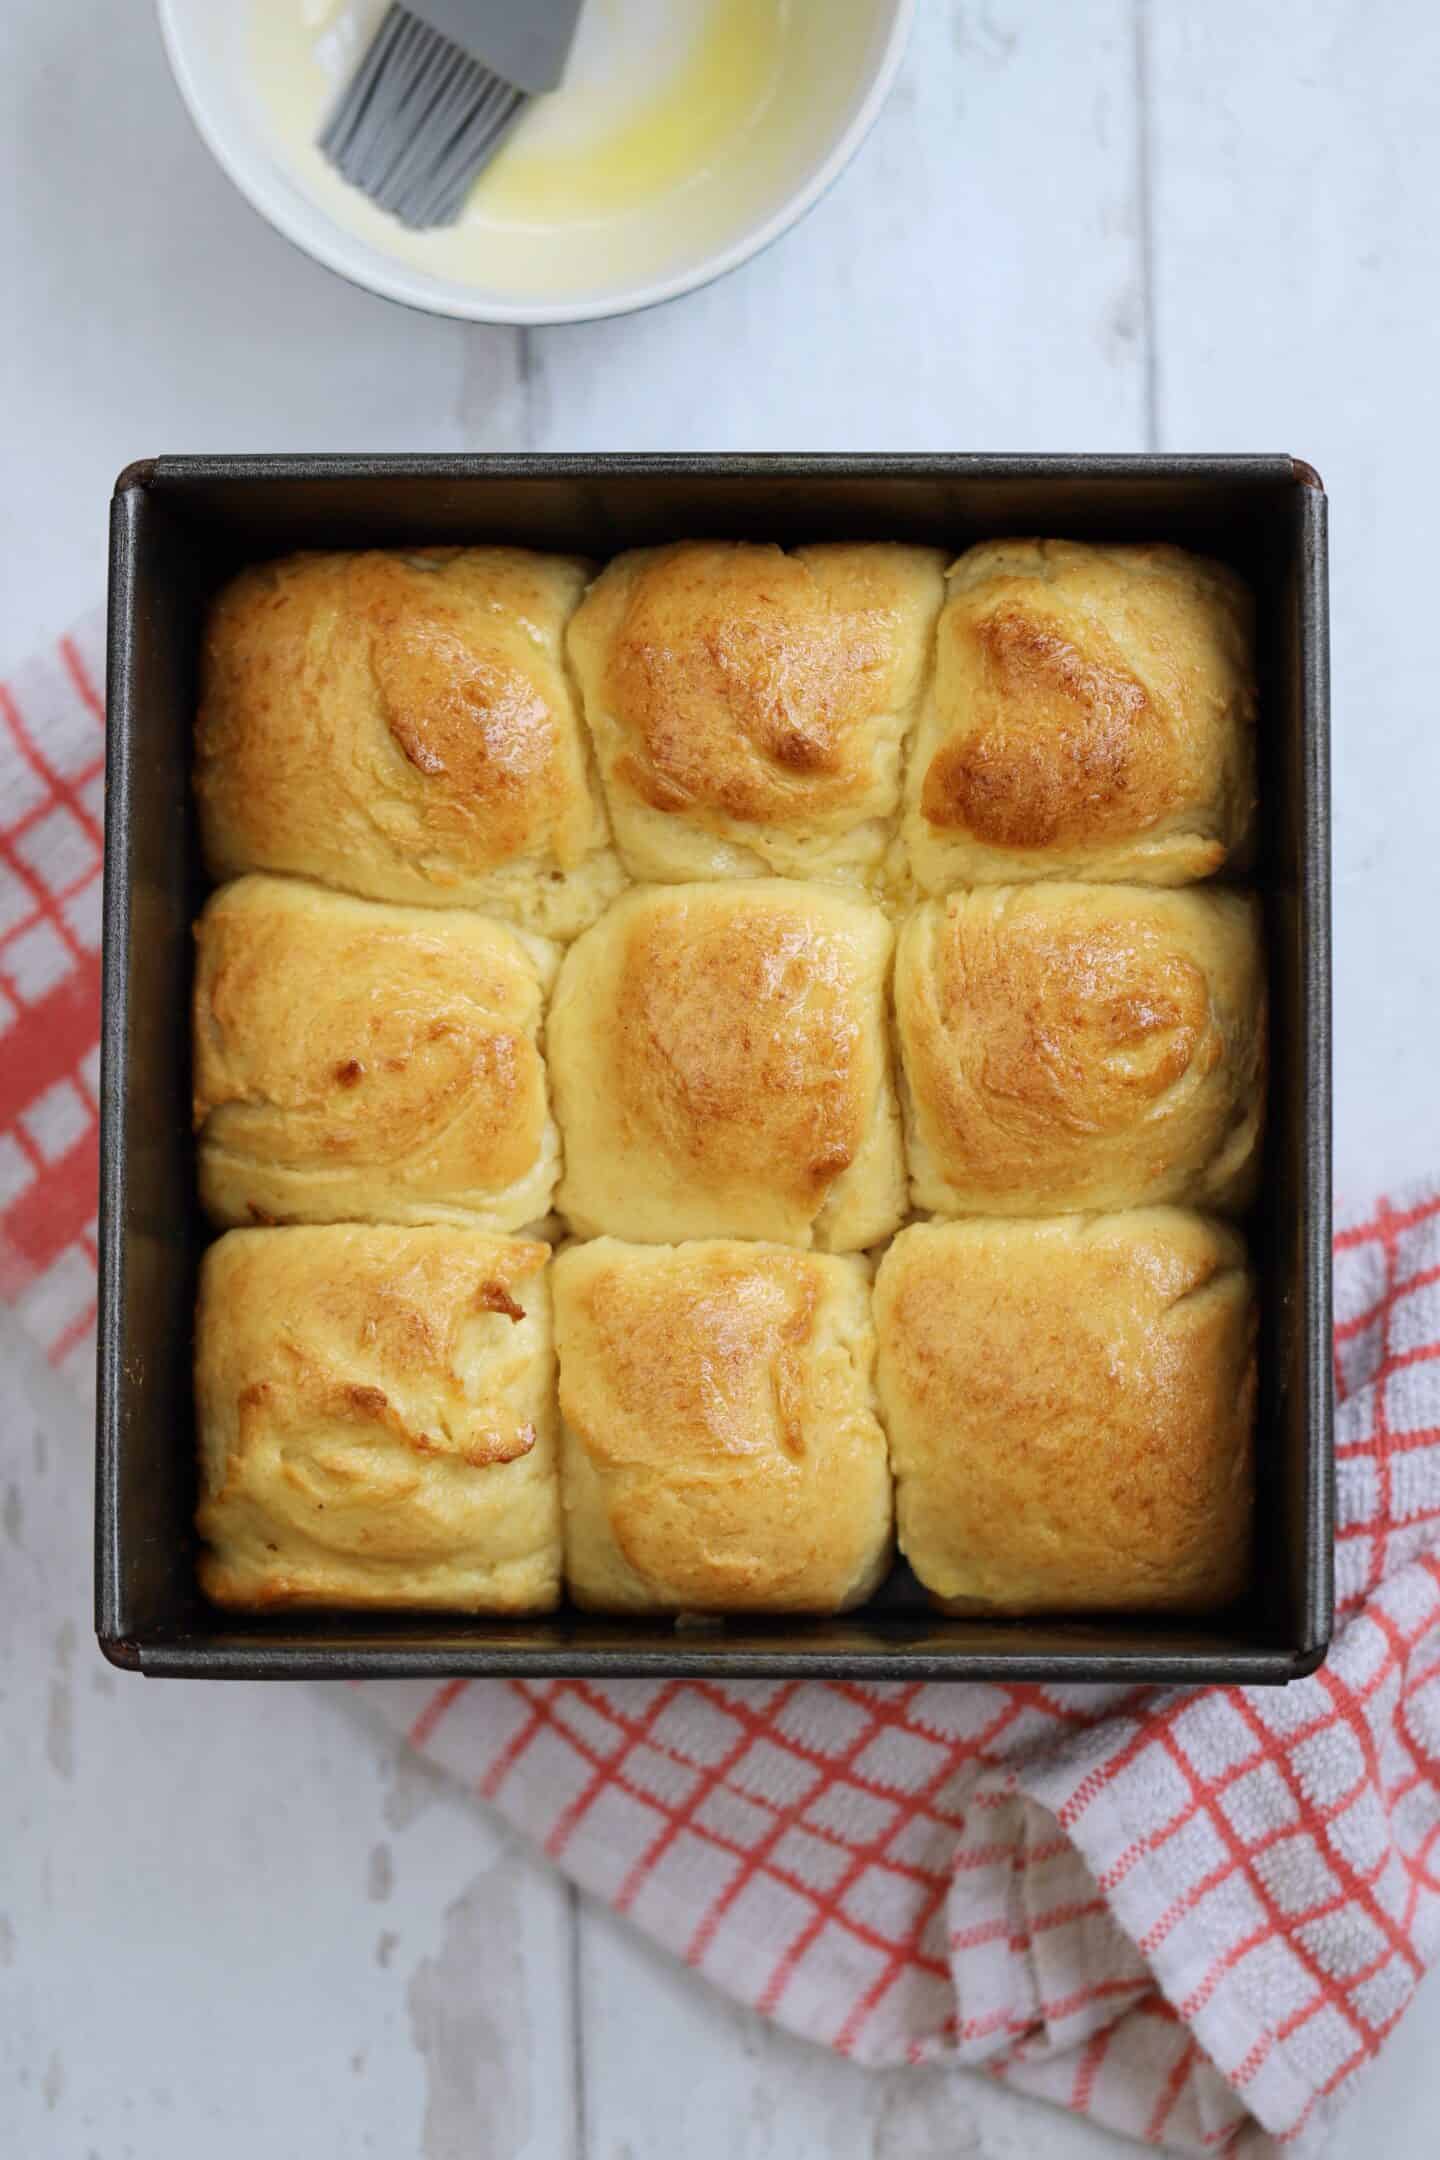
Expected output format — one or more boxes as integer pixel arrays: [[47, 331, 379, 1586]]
[[0, 614, 104, 1382], [6, 616, 1440, 2156]]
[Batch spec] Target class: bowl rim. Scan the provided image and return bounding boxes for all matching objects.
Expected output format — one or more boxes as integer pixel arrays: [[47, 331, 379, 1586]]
[[155, 0, 915, 326]]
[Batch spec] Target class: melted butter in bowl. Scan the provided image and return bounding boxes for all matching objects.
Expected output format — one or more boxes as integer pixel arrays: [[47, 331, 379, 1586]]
[[241, 0, 905, 313], [473, 0, 788, 226]]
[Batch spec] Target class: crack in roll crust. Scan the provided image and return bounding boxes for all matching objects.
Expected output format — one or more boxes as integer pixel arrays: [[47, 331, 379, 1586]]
[[553, 1238, 893, 1613], [193, 876, 561, 1231], [195, 548, 624, 939], [568, 541, 946, 887], [895, 883, 1266, 1216], [874, 1212, 1256, 1615], [195, 1226, 561, 1610], [547, 881, 905, 1249], [904, 540, 1257, 890]]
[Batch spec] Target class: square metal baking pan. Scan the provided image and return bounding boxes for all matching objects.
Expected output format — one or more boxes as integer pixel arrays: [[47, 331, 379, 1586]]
[[96, 453, 1331, 1682]]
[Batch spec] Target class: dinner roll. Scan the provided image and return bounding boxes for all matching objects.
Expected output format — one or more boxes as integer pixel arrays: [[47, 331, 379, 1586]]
[[895, 883, 1266, 1216], [192, 876, 560, 1232], [567, 541, 945, 887], [553, 1238, 892, 1613], [903, 540, 1256, 890], [196, 548, 623, 938], [195, 1226, 560, 1611], [873, 1212, 1255, 1615], [548, 880, 904, 1249]]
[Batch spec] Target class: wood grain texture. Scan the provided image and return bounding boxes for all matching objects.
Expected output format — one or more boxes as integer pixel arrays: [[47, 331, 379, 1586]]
[[512, 0, 1148, 454], [1146, 0, 1440, 1202], [0, 1305, 579, 2160], [0, 0, 473, 654], [575, 1894, 1137, 2159]]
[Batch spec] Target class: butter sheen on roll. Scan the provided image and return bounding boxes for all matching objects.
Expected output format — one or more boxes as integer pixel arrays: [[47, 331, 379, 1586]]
[[193, 876, 561, 1232], [895, 882, 1266, 1216], [547, 879, 905, 1251], [904, 539, 1257, 891], [568, 540, 945, 890], [196, 548, 623, 939], [553, 1237, 893, 1614], [874, 1211, 1255, 1616], [195, 1226, 561, 1612]]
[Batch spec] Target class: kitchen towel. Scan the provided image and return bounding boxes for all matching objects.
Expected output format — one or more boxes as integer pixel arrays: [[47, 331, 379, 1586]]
[[7, 614, 1440, 2156]]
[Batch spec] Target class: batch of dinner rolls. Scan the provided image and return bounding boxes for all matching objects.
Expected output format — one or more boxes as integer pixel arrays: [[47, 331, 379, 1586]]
[[190, 537, 1263, 1622]]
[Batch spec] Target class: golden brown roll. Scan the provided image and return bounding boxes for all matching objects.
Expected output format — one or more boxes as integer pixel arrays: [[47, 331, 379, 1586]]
[[567, 541, 946, 888], [903, 540, 1257, 891], [553, 1238, 892, 1613], [547, 880, 904, 1250], [895, 883, 1266, 1216], [873, 1212, 1255, 1615], [193, 876, 560, 1232], [195, 548, 623, 939], [195, 1226, 560, 1611]]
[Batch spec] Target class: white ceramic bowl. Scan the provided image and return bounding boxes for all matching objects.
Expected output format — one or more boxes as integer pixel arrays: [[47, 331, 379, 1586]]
[[157, 0, 912, 325]]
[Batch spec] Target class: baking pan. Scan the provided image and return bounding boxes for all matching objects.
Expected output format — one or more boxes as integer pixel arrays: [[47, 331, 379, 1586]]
[[96, 454, 1332, 1681]]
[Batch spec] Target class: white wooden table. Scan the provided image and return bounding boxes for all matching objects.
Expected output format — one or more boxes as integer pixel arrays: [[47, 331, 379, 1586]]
[[4, 3, 1440, 2153]]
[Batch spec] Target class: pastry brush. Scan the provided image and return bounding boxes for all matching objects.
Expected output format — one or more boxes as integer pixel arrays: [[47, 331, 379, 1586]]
[[319, 0, 584, 230]]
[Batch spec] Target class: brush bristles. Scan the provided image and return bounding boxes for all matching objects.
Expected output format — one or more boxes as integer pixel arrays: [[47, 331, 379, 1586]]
[[319, 3, 527, 230]]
